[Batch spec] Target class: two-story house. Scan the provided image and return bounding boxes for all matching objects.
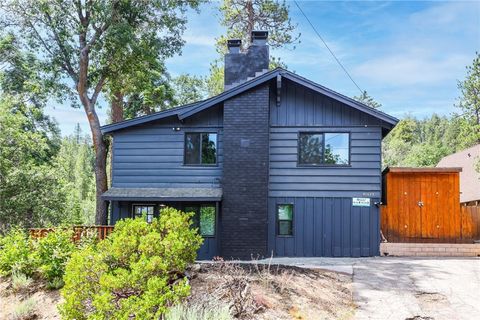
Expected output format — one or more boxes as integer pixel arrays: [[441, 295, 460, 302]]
[[101, 31, 398, 259]]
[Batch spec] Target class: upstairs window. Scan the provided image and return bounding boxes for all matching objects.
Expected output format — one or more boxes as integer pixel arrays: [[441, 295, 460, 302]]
[[298, 132, 349, 166], [184, 133, 217, 165], [132, 205, 154, 223]]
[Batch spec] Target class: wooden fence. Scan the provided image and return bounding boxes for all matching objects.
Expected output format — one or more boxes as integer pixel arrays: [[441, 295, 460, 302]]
[[29, 225, 114, 241], [381, 205, 480, 243], [460, 205, 480, 241], [380, 167, 480, 243]]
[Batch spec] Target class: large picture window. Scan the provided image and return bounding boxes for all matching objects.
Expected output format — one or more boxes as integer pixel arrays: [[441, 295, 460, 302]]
[[277, 204, 293, 236], [184, 133, 217, 165], [298, 132, 349, 165], [184, 205, 216, 237], [132, 205, 155, 223]]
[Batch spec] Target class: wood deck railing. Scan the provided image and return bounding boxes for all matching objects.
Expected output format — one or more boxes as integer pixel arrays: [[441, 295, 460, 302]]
[[29, 225, 114, 241]]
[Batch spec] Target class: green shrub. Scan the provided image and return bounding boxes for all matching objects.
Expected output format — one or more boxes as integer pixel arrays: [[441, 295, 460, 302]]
[[11, 271, 33, 293], [0, 228, 35, 276], [11, 297, 36, 320], [166, 303, 232, 320], [59, 207, 203, 319], [32, 228, 75, 284]]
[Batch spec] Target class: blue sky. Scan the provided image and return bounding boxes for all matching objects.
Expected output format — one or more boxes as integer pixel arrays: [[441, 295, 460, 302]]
[[46, 0, 480, 136]]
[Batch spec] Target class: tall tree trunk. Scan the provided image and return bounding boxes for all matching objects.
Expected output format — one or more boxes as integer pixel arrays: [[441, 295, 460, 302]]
[[83, 100, 108, 225], [108, 91, 124, 218], [111, 91, 124, 123], [246, 0, 254, 46]]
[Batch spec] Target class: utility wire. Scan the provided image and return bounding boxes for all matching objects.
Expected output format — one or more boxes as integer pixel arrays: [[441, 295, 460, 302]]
[[294, 0, 364, 95]]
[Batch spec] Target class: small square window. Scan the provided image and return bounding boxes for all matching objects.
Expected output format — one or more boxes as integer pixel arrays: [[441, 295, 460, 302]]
[[277, 204, 293, 236], [133, 205, 154, 223], [184, 133, 217, 165]]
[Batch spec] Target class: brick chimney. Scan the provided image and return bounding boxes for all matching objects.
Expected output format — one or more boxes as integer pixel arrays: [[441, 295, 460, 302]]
[[224, 31, 269, 90]]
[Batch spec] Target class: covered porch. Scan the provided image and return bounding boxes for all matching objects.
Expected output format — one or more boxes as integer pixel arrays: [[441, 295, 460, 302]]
[[101, 187, 222, 260]]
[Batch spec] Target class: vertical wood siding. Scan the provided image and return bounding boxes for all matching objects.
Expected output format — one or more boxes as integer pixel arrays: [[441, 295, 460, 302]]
[[270, 79, 386, 127], [268, 197, 380, 257], [111, 105, 223, 188]]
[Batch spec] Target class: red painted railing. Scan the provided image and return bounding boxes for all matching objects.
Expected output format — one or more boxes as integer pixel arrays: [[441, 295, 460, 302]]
[[29, 225, 114, 241]]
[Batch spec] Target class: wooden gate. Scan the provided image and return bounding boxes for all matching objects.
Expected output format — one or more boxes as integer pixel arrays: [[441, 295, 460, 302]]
[[380, 167, 470, 243]]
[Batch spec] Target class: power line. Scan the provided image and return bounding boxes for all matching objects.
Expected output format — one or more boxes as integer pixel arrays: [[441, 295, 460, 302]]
[[294, 0, 364, 95]]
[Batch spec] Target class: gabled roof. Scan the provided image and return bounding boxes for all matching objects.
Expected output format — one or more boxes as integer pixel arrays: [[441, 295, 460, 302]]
[[437, 144, 480, 203], [101, 68, 399, 134]]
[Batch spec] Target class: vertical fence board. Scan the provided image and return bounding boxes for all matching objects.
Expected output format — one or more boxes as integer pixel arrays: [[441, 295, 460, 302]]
[[380, 169, 477, 243]]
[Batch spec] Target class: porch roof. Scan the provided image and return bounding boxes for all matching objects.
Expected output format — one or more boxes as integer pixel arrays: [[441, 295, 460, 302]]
[[101, 187, 222, 202]]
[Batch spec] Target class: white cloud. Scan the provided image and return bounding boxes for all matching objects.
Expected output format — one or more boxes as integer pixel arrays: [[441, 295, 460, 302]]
[[353, 51, 471, 86]]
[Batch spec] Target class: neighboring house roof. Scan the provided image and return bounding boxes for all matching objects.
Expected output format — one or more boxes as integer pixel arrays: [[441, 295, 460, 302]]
[[437, 144, 480, 203], [101, 187, 222, 202], [101, 68, 399, 134]]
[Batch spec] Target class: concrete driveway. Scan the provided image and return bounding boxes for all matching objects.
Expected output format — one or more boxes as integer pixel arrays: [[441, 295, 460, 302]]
[[259, 257, 480, 320]]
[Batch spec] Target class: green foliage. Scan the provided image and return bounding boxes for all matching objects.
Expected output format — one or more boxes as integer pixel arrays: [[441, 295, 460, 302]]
[[122, 76, 177, 119], [55, 125, 96, 224], [32, 229, 75, 286], [206, 0, 299, 96], [0, 228, 35, 276], [0, 0, 206, 223], [11, 297, 36, 320], [166, 303, 232, 320], [11, 271, 33, 293], [382, 114, 477, 168], [353, 91, 382, 109], [218, 0, 299, 51], [172, 74, 208, 106], [60, 208, 203, 319], [0, 97, 67, 229], [456, 52, 480, 144]]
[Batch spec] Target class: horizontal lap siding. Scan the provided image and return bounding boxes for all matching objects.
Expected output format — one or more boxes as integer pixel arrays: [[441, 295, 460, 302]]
[[267, 81, 383, 257], [269, 126, 382, 198], [112, 106, 223, 188], [269, 80, 383, 199]]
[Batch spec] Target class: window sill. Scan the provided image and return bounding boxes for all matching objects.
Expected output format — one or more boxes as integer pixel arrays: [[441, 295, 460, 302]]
[[276, 235, 294, 238], [182, 164, 219, 167], [296, 164, 351, 168]]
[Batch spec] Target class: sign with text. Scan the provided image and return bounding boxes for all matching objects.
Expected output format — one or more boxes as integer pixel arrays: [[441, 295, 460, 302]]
[[352, 198, 371, 207]]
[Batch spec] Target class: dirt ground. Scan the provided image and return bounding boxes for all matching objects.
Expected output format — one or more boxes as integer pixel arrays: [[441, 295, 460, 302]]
[[187, 262, 355, 319], [0, 277, 62, 320], [0, 262, 354, 320]]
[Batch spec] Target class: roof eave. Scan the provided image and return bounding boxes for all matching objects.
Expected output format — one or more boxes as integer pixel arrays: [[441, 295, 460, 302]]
[[281, 72, 399, 127], [100, 102, 200, 134], [101, 195, 222, 202], [177, 69, 282, 120]]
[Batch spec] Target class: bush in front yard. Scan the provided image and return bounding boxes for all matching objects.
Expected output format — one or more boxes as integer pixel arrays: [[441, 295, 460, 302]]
[[32, 228, 76, 288], [0, 227, 35, 276], [59, 207, 203, 319]]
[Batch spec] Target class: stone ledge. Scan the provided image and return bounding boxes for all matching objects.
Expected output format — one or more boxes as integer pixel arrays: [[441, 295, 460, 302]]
[[380, 242, 480, 257]]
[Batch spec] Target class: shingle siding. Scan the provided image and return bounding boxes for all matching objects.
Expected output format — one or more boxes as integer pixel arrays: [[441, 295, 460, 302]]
[[221, 84, 270, 259]]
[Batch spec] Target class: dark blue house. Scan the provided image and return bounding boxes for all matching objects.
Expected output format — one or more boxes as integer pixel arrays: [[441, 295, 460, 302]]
[[101, 31, 398, 259]]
